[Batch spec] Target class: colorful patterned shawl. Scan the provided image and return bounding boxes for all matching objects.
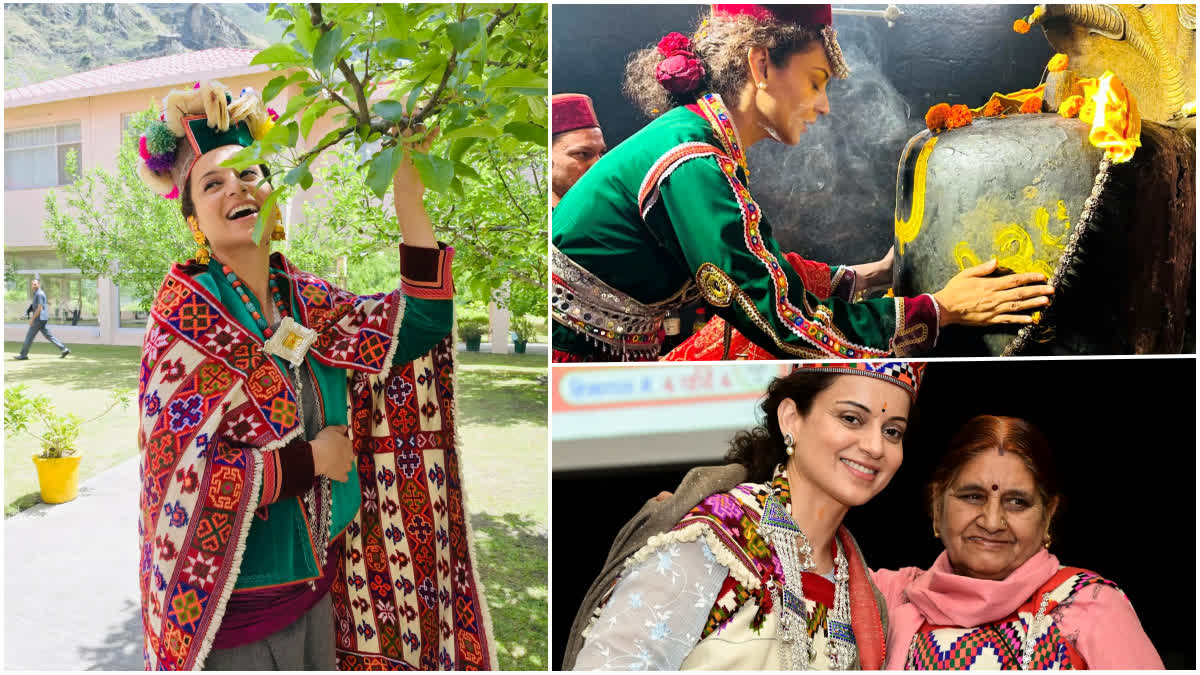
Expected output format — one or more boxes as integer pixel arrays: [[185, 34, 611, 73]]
[[138, 260, 494, 670]]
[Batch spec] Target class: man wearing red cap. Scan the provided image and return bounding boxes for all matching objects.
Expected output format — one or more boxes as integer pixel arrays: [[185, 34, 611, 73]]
[[551, 93, 607, 207]]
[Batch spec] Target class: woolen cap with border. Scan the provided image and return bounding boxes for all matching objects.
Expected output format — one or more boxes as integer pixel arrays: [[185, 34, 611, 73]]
[[792, 361, 926, 400], [552, 93, 601, 135], [710, 3, 850, 79]]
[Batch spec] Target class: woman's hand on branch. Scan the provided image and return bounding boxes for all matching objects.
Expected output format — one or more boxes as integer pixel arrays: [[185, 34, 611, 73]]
[[393, 124, 439, 248], [932, 259, 1054, 327], [311, 424, 355, 482]]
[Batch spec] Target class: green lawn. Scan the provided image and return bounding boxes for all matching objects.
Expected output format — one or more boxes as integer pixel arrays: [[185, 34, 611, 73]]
[[4, 342, 548, 670]]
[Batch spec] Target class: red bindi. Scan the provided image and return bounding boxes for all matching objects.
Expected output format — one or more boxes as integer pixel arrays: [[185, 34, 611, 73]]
[[991, 484, 999, 491]]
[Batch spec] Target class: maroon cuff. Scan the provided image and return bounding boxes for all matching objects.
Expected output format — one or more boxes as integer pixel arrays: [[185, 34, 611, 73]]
[[400, 242, 454, 300], [268, 436, 315, 503], [831, 267, 857, 302], [890, 294, 939, 356]]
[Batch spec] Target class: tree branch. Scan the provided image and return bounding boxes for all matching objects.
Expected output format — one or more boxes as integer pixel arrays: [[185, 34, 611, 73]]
[[486, 146, 532, 228]]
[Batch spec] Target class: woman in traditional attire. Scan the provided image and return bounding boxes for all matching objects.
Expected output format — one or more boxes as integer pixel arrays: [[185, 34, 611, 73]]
[[551, 4, 1056, 362], [872, 415, 1162, 669], [567, 361, 924, 670], [136, 81, 494, 670]]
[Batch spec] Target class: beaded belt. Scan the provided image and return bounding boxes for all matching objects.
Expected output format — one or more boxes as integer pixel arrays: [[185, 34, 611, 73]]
[[551, 246, 701, 360]]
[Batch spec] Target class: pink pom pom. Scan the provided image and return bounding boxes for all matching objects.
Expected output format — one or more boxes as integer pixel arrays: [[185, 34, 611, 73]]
[[138, 136, 151, 161], [164, 185, 179, 200], [267, 108, 279, 121], [194, 82, 201, 89]]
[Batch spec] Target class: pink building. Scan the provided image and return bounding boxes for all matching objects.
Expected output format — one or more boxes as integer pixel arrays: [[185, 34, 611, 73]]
[[4, 48, 327, 346]]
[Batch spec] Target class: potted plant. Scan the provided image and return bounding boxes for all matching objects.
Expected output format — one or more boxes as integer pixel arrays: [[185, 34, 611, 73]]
[[4, 384, 130, 504], [510, 314, 534, 354], [458, 317, 487, 352]]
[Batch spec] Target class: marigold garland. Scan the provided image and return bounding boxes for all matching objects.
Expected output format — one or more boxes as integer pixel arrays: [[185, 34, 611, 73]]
[[1013, 18, 1031, 34], [982, 98, 1005, 117], [1047, 53, 1069, 72], [925, 102, 951, 132], [946, 104, 973, 129], [1019, 96, 1042, 114]]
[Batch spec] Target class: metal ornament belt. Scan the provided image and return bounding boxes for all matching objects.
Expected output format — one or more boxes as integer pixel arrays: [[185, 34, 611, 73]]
[[551, 245, 701, 360]]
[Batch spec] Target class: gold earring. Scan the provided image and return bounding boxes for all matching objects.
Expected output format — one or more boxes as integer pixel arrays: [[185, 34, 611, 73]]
[[783, 432, 795, 456], [756, 80, 767, 90], [1043, 532, 1051, 548], [933, 525, 940, 538], [188, 215, 211, 265], [270, 205, 286, 241]]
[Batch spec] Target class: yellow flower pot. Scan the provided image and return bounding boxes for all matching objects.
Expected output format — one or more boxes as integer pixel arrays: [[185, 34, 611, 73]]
[[31, 454, 82, 504]]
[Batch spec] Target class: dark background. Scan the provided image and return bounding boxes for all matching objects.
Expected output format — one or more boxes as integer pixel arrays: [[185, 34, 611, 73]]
[[552, 4, 1055, 265], [552, 358, 1196, 669]]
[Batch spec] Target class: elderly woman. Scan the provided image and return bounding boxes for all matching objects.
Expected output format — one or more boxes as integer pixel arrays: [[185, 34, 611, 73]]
[[551, 4, 1055, 362], [566, 362, 924, 670], [872, 415, 1162, 669], [135, 81, 493, 670]]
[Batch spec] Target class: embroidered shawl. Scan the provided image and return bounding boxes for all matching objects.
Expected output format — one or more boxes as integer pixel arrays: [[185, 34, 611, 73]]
[[138, 261, 495, 670]]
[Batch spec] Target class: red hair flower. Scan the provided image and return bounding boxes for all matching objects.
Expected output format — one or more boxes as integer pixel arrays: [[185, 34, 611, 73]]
[[656, 52, 706, 95], [657, 32, 693, 56]]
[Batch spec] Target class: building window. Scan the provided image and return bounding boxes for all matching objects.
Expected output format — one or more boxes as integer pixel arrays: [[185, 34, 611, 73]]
[[4, 122, 82, 190], [4, 251, 98, 326], [117, 283, 150, 328]]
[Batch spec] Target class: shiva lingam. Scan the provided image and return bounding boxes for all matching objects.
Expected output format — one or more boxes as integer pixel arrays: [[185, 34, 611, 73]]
[[892, 3, 1195, 356]]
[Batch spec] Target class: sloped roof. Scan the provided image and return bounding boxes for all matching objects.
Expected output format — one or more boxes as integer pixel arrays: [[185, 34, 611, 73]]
[[5, 48, 269, 108]]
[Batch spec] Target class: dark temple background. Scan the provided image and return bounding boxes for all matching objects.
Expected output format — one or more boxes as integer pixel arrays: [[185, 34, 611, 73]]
[[552, 3, 1055, 266], [552, 358, 1196, 669]]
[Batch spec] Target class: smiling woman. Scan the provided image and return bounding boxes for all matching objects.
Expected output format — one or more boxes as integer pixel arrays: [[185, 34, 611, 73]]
[[565, 361, 924, 670], [133, 80, 494, 670], [871, 415, 1163, 670]]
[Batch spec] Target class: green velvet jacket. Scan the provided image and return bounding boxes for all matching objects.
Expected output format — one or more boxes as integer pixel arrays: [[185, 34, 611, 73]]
[[551, 93, 938, 361], [196, 248, 453, 590]]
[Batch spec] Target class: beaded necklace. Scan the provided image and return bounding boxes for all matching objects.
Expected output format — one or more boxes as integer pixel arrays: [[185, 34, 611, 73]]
[[219, 261, 287, 338], [697, 92, 751, 183]]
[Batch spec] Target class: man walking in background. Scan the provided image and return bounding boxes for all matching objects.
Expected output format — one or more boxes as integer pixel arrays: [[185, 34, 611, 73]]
[[15, 277, 69, 360]]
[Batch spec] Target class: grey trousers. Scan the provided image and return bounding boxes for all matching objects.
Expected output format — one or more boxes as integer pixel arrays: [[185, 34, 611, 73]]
[[202, 592, 336, 671], [19, 319, 67, 356]]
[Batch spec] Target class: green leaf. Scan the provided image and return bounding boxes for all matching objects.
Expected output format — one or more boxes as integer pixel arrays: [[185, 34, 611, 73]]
[[412, 152, 455, 194], [365, 146, 398, 198], [220, 144, 262, 171], [262, 120, 293, 147], [313, 26, 344, 79], [405, 76, 429, 116], [254, 190, 281, 245], [293, 11, 319, 54], [446, 17, 481, 54], [449, 137, 479, 162], [373, 99, 409, 124], [443, 125, 500, 140], [452, 160, 481, 182], [262, 75, 289, 105], [377, 37, 418, 61], [284, 162, 312, 188], [251, 44, 305, 67], [286, 121, 300, 147], [300, 99, 338, 140], [279, 92, 312, 124], [502, 121, 548, 147], [487, 68, 548, 91], [379, 3, 410, 40]]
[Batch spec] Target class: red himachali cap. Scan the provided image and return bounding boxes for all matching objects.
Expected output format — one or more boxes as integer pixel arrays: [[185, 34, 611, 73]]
[[552, 93, 600, 135], [712, 4, 833, 27]]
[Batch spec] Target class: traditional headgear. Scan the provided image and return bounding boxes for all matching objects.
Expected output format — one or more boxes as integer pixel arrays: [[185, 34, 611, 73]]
[[793, 361, 926, 400], [711, 3, 850, 79], [552, 93, 601, 135], [137, 80, 278, 199]]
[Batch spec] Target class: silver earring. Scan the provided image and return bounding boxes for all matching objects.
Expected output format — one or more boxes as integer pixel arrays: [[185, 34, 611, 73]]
[[784, 432, 795, 456]]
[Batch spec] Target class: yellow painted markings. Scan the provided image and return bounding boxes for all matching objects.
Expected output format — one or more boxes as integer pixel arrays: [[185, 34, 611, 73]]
[[895, 136, 938, 255], [953, 200, 1071, 278]]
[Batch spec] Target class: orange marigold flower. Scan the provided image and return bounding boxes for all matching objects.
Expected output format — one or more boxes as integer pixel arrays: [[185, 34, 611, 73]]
[[1047, 53, 1069, 72], [1013, 18, 1031, 34], [946, 104, 974, 129], [1019, 96, 1043, 114], [982, 98, 1005, 117], [925, 102, 951, 132], [1059, 95, 1084, 118]]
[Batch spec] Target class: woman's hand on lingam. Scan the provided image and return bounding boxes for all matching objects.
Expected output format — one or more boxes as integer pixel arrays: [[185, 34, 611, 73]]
[[851, 246, 895, 295], [932, 259, 1055, 327]]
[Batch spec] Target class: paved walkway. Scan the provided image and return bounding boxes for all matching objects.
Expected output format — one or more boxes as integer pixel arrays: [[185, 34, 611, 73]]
[[458, 341, 548, 355], [5, 456, 142, 670]]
